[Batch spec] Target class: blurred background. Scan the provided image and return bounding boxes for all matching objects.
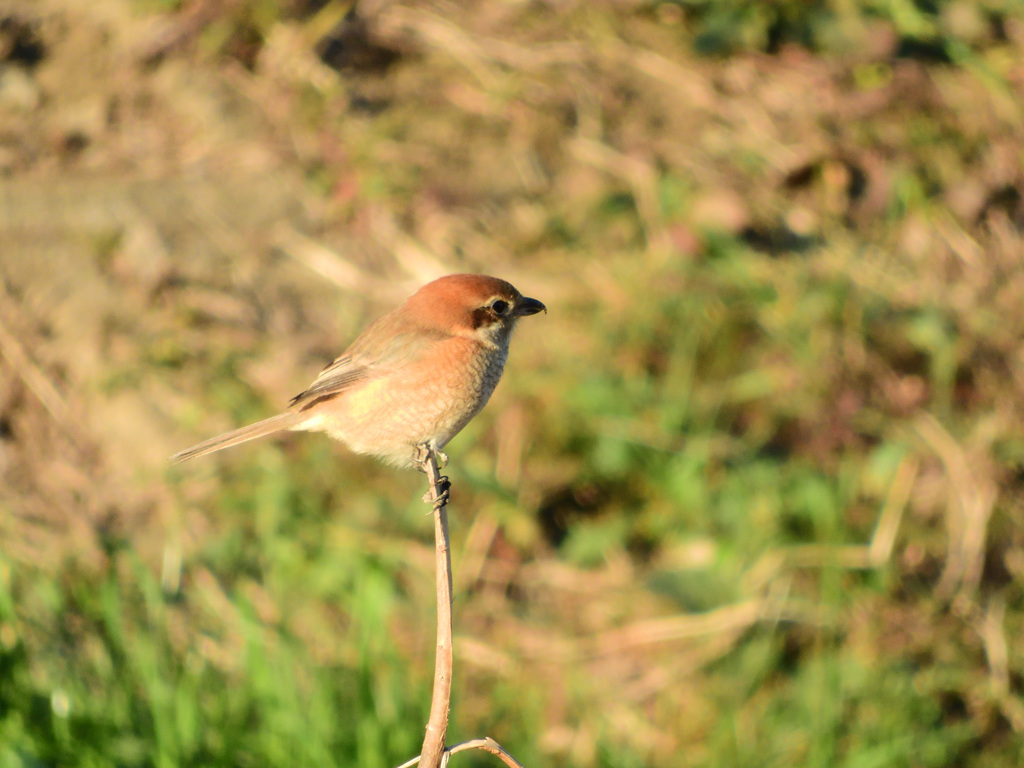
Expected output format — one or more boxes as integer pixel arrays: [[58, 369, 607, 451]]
[[2, 0, 1024, 765]]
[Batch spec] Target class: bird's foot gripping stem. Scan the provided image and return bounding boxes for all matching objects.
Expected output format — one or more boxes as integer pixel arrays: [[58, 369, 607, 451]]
[[413, 444, 448, 470], [422, 477, 450, 507], [414, 443, 451, 508]]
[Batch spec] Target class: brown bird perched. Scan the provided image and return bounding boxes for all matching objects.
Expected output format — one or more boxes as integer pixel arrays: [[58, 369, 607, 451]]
[[171, 274, 546, 468]]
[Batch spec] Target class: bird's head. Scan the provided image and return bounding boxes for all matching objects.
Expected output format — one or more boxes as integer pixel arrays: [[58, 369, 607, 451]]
[[407, 274, 546, 348]]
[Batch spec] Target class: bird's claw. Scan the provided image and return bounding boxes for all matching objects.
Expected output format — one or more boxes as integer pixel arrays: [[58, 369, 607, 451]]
[[413, 443, 450, 508], [422, 476, 451, 508], [413, 444, 449, 472]]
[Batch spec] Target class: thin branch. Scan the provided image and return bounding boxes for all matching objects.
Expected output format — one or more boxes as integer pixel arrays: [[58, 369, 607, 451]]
[[446, 737, 526, 768], [417, 447, 453, 768], [394, 448, 528, 768], [397, 737, 526, 768]]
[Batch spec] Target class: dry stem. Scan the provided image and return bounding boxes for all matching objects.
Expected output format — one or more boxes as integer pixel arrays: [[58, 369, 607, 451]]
[[417, 447, 453, 768], [398, 447, 525, 768]]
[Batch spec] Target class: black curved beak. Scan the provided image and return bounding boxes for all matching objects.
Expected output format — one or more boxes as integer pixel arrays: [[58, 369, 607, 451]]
[[514, 296, 547, 317]]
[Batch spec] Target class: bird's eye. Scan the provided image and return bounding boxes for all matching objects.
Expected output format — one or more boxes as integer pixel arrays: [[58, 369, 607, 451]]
[[490, 299, 509, 315]]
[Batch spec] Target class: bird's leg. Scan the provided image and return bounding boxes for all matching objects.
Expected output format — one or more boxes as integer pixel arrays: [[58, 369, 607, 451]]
[[414, 443, 450, 507], [413, 443, 430, 470]]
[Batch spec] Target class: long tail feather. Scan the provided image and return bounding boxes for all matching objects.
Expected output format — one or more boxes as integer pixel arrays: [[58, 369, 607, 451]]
[[170, 412, 304, 463]]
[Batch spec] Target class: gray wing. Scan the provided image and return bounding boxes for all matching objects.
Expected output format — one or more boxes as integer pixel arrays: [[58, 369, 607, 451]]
[[287, 328, 446, 411], [288, 355, 370, 410]]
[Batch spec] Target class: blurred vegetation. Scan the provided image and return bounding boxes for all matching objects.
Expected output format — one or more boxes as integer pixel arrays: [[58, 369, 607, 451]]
[[1, 0, 1024, 766]]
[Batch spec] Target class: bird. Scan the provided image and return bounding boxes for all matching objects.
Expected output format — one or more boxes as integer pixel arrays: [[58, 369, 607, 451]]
[[170, 274, 546, 469]]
